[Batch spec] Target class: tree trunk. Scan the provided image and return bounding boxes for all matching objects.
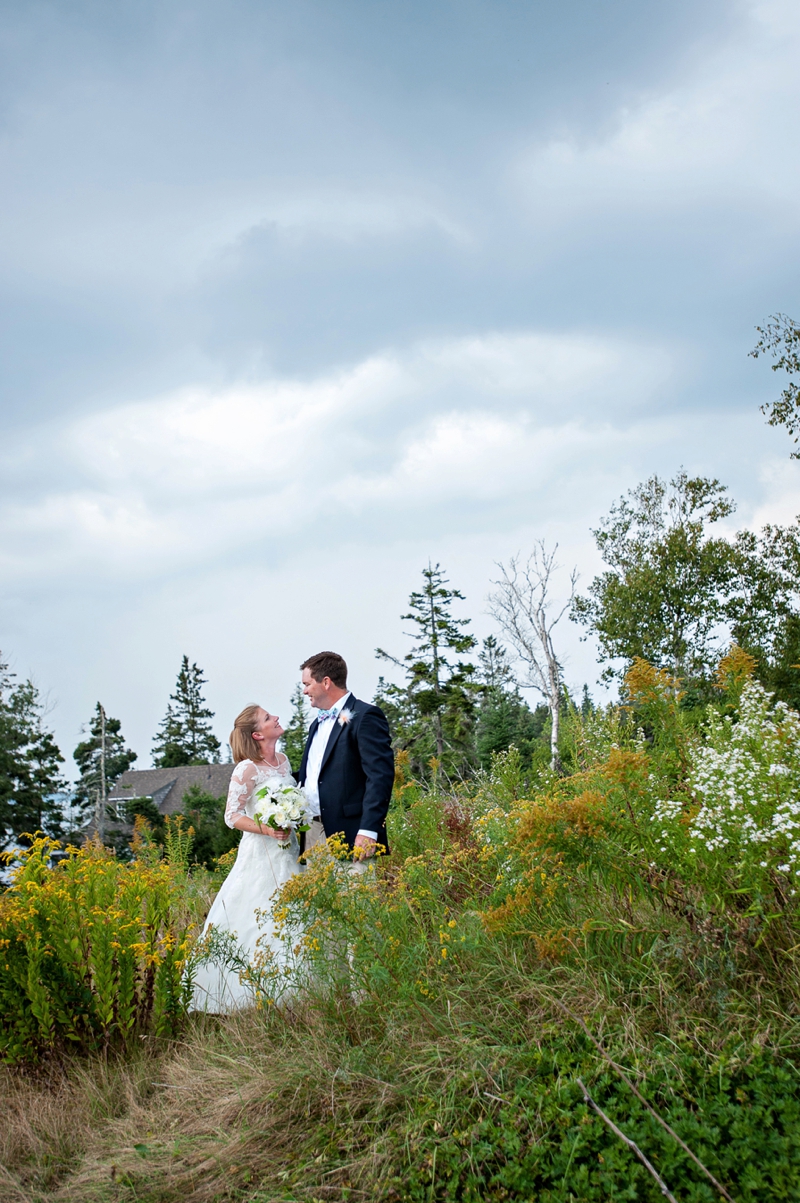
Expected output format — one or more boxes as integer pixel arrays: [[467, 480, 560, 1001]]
[[549, 695, 561, 773], [488, 545, 576, 777]]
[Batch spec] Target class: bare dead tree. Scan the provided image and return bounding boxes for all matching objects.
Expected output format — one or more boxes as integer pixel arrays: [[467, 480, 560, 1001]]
[[488, 543, 577, 772]]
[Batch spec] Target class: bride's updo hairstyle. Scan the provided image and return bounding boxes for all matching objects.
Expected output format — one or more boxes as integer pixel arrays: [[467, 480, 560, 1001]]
[[230, 704, 263, 763]]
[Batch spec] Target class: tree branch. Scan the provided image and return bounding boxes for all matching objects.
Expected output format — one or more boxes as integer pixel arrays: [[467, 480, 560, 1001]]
[[577, 1079, 678, 1203]]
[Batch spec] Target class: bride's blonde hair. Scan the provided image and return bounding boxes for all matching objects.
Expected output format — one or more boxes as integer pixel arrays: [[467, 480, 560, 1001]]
[[230, 704, 264, 763]]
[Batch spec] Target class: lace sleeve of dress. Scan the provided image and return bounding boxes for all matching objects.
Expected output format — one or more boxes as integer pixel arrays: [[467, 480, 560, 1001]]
[[225, 760, 257, 828]]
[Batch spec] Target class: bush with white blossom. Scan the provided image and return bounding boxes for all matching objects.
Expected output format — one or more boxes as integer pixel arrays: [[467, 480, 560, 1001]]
[[652, 680, 800, 901]]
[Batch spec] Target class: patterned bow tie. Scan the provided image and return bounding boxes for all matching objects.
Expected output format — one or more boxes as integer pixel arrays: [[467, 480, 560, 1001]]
[[317, 710, 337, 723]]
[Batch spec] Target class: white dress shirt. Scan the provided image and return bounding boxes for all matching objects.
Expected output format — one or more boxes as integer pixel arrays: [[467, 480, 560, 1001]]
[[304, 692, 377, 840]]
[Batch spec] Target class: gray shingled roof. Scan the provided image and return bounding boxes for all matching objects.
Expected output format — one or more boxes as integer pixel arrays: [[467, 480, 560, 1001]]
[[109, 763, 235, 815]]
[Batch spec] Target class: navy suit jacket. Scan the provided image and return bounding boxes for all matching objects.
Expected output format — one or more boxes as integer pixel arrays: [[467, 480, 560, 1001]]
[[298, 695, 394, 852]]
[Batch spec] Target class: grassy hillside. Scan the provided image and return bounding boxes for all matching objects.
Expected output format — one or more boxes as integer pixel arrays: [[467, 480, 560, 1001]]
[[3, 657, 800, 1201]]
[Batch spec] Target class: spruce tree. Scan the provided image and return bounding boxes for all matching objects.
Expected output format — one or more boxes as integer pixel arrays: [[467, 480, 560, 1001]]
[[282, 683, 310, 772], [73, 704, 137, 837], [477, 635, 515, 691], [373, 674, 416, 752], [475, 637, 544, 769], [152, 656, 221, 767], [377, 563, 479, 777], [0, 656, 66, 846]]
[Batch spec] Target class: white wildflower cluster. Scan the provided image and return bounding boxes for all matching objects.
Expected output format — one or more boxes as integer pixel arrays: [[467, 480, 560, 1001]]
[[651, 796, 687, 856], [253, 781, 310, 849], [653, 681, 800, 883]]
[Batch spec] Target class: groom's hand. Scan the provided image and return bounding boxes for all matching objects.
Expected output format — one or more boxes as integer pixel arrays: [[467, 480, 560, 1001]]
[[353, 834, 376, 861]]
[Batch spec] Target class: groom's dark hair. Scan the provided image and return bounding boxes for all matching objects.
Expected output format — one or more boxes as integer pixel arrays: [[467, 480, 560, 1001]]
[[301, 651, 348, 688]]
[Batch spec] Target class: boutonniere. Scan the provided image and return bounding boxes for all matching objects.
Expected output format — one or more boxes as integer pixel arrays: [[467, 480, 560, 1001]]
[[338, 708, 353, 726]]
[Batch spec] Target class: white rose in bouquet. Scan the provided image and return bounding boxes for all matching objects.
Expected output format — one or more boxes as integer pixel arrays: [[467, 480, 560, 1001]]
[[253, 780, 311, 849]]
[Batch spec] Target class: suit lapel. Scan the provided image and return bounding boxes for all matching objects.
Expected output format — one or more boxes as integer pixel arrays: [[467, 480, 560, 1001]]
[[319, 716, 344, 775], [319, 695, 357, 775]]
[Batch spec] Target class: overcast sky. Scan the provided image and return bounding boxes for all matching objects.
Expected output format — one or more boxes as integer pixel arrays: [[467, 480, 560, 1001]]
[[2, 0, 800, 775]]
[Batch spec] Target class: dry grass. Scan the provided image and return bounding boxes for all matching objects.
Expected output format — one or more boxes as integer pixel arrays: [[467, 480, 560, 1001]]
[[0, 999, 406, 1203], [0, 1048, 165, 1201]]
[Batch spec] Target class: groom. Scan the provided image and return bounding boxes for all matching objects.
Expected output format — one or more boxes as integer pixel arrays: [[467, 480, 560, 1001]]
[[298, 651, 395, 863]]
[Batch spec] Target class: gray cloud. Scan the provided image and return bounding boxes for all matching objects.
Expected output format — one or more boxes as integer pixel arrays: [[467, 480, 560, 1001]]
[[1, 0, 799, 768]]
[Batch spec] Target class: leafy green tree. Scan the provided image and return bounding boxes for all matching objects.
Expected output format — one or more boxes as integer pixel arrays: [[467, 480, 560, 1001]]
[[726, 523, 795, 654], [759, 613, 800, 712], [0, 657, 66, 846], [152, 656, 221, 767], [572, 472, 738, 685], [726, 521, 800, 708], [73, 704, 137, 838], [751, 313, 800, 456], [376, 563, 479, 777], [282, 683, 310, 772]]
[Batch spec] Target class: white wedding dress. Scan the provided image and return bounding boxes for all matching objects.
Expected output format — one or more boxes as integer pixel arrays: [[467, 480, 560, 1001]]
[[191, 755, 303, 1012]]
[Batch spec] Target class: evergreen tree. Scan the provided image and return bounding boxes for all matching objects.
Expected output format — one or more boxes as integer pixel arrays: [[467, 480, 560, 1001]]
[[152, 656, 221, 767], [281, 683, 310, 772], [474, 637, 545, 769], [477, 635, 516, 691], [373, 674, 417, 753], [376, 563, 479, 776], [73, 703, 137, 837], [0, 656, 66, 846]]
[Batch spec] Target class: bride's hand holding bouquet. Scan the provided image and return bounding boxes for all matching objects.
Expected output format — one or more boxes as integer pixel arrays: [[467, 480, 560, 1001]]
[[253, 780, 311, 850]]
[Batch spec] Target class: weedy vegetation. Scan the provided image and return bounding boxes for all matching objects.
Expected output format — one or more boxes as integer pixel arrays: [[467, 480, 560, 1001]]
[[3, 653, 800, 1200]]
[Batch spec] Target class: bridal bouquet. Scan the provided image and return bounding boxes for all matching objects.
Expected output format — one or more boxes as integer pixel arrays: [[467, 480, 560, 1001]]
[[253, 780, 311, 850]]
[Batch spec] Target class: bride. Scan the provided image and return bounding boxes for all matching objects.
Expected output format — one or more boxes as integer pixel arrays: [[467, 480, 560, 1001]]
[[191, 703, 303, 1012]]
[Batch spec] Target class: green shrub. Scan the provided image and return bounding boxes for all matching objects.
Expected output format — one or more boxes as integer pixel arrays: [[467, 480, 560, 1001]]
[[392, 1045, 800, 1202], [175, 782, 240, 869], [0, 830, 197, 1064]]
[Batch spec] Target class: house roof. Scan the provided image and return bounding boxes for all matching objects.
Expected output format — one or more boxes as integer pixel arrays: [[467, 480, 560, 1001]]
[[109, 763, 234, 815]]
